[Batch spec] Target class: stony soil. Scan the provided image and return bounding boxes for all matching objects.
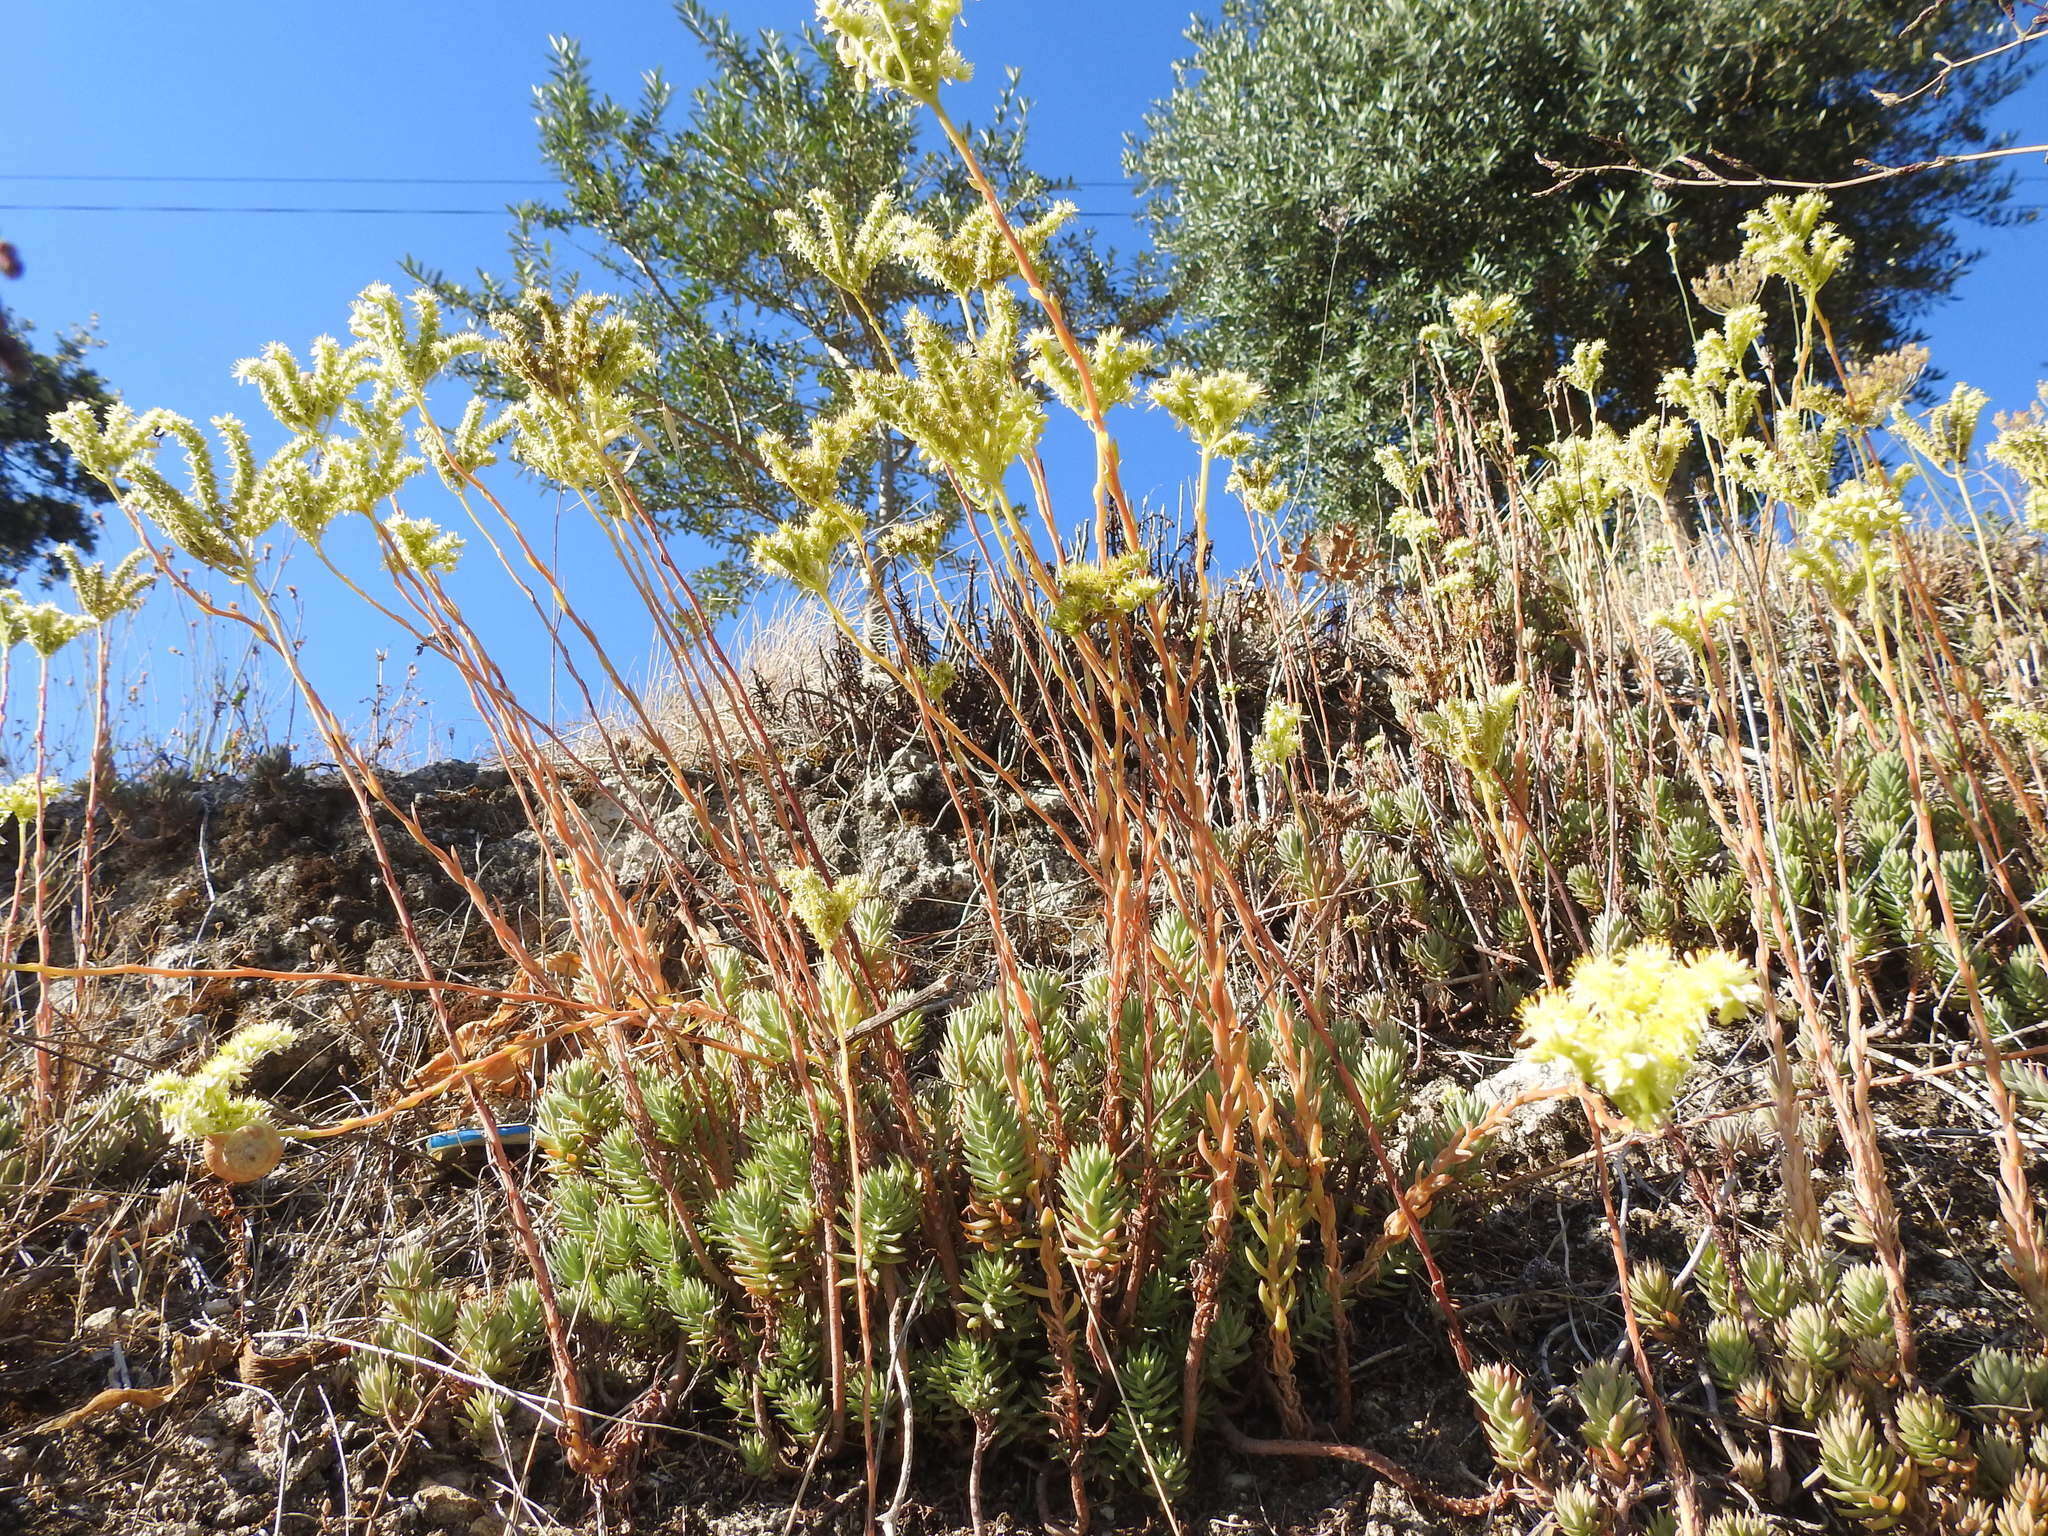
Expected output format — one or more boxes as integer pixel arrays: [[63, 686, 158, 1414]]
[[0, 737, 2026, 1536]]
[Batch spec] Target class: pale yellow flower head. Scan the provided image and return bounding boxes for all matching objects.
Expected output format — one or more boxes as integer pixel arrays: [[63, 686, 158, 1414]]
[[1028, 327, 1156, 418], [1646, 588, 1740, 652], [1447, 292, 1522, 353], [58, 546, 154, 624], [146, 1021, 297, 1142], [1990, 405, 2048, 525], [1151, 367, 1263, 458], [1519, 941, 1761, 1128], [751, 504, 866, 595], [1803, 478, 1907, 550], [851, 294, 1041, 510], [1414, 681, 1523, 777], [16, 601, 96, 659], [1048, 551, 1161, 634], [1894, 380, 1991, 468], [1226, 456, 1290, 518], [816, 0, 970, 103], [1739, 192, 1851, 299], [780, 865, 875, 946], [1388, 505, 1440, 546], [776, 188, 912, 296], [1528, 432, 1625, 531], [1558, 338, 1608, 396], [1374, 445, 1427, 503], [0, 774, 66, 823], [1252, 699, 1305, 771], [382, 514, 464, 575]]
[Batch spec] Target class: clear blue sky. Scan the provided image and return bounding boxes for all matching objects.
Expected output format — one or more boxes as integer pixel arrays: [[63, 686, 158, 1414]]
[[5, 1, 2044, 767]]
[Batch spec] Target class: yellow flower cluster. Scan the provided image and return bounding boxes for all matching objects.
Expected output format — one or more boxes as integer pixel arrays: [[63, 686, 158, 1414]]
[[1388, 505, 1440, 546], [487, 289, 652, 492], [1047, 551, 1161, 635], [50, 285, 606, 580], [145, 1021, 297, 1142], [1613, 419, 1691, 502], [817, 0, 971, 104], [1729, 422, 1843, 513], [875, 512, 951, 571], [1558, 338, 1608, 396], [0, 774, 66, 823], [7, 597, 97, 659], [1414, 680, 1523, 777], [1739, 192, 1852, 299], [852, 293, 1042, 510], [1251, 699, 1305, 771], [57, 546, 153, 624], [1804, 478, 1907, 549], [775, 189, 909, 297], [1519, 418, 1694, 530], [1646, 588, 1740, 652], [1528, 433, 1625, 531], [779, 865, 875, 947], [1373, 445, 1427, 502], [1658, 310, 1765, 442], [1151, 367, 1263, 458], [902, 202, 1072, 297], [752, 504, 866, 596], [756, 404, 876, 525], [1519, 941, 1761, 1128], [1027, 326, 1156, 418], [1447, 291, 1522, 352], [1226, 456, 1290, 518], [1893, 379, 1989, 469], [1995, 705, 2048, 749], [382, 514, 465, 576], [1990, 402, 2048, 525]]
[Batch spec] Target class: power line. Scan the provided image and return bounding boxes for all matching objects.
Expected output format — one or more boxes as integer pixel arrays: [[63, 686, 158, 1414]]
[[0, 201, 1141, 217], [0, 202, 511, 216], [0, 171, 1142, 188], [0, 173, 554, 186]]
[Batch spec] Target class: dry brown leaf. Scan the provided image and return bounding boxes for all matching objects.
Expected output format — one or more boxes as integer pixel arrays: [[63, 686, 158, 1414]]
[[42, 1385, 176, 1431], [238, 1337, 347, 1388], [41, 1328, 235, 1431], [407, 1004, 533, 1096]]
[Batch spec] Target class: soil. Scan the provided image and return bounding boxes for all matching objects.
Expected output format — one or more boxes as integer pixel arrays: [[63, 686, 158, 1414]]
[[0, 747, 2025, 1536]]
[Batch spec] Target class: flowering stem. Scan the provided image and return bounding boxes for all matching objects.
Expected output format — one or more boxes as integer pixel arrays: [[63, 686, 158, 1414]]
[[28, 654, 56, 1116], [1583, 1093, 1702, 1536], [930, 103, 1135, 557]]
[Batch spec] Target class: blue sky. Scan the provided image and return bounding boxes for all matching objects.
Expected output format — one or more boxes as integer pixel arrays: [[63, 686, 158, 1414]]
[[4, 1, 2044, 768]]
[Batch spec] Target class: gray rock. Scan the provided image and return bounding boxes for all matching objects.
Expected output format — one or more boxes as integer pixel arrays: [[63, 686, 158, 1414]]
[[1473, 1055, 1579, 1163], [412, 1481, 483, 1530]]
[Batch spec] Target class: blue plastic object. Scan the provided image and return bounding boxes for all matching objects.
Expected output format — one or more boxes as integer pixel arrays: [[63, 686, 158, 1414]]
[[425, 1124, 535, 1161]]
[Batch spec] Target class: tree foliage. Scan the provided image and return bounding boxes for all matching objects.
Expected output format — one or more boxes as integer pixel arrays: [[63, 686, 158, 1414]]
[[1131, 0, 2035, 526], [420, 1, 1161, 605], [0, 318, 113, 579]]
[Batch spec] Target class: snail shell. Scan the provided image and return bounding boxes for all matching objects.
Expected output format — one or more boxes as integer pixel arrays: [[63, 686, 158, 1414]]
[[203, 1122, 284, 1183]]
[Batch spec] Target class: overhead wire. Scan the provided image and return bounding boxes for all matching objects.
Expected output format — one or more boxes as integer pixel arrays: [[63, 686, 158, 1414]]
[[0, 169, 1145, 217], [0, 201, 1143, 217], [0, 171, 1140, 188]]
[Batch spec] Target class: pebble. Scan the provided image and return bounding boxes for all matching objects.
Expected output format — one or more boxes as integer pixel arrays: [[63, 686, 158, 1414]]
[[220, 1494, 269, 1524], [412, 1482, 482, 1529]]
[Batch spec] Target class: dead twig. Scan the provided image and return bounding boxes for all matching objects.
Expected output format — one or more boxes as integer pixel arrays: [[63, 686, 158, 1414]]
[[1538, 141, 2046, 197], [1215, 1417, 1511, 1518]]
